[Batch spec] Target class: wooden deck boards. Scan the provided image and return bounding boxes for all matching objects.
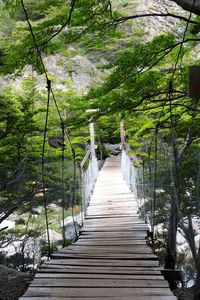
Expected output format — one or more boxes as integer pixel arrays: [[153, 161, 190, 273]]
[[20, 156, 177, 299]]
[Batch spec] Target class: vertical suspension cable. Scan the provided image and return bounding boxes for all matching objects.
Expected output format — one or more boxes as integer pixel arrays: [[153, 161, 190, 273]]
[[41, 79, 51, 258], [169, 81, 181, 211], [21, 0, 53, 257], [147, 146, 152, 225], [61, 123, 66, 247], [21, 0, 79, 249], [49, 88, 78, 239], [96, 125, 103, 168], [71, 148, 78, 239], [168, 0, 196, 203], [153, 125, 158, 237], [142, 160, 146, 207], [78, 163, 84, 226], [50, 89, 78, 239], [167, 0, 196, 223]]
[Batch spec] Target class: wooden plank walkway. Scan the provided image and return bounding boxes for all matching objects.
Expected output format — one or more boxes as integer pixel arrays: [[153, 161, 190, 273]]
[[20, 156, 177, 299]]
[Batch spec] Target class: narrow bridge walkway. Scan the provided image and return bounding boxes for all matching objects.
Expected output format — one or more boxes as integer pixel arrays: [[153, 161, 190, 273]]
[[20, 156, 176, 300]]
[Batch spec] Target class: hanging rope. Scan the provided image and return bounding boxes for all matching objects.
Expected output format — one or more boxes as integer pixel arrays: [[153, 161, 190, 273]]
[[164, 3, 196, 270], [21, 0, 78, 249], [49, 89, 78, 239], [167, 0, 196, 214], [147, 146, 154, 231], [142, 160, 146, 206], [96, 124, 103, 168], [41, 79, 51, 258], [71, 148, 78, 239], [61, 123, 66, 247], [152, 124, 158, 236], [78, 163, 84, 227]]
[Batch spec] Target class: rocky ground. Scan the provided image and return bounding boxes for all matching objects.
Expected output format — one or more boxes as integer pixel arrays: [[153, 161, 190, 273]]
[[174, 288, 194, 300], [0, 265, 33, 300]]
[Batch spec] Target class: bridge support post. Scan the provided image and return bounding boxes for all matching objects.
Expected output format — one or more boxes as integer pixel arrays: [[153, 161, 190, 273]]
[[90, 121, 96, 158], [120, 120, 126, 150]]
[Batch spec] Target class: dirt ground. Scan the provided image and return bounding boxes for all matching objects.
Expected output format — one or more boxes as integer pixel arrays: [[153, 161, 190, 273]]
[[0, 265, 33, 300]]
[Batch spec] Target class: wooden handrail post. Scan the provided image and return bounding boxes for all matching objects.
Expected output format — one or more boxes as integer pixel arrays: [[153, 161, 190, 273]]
[[90, 121, 96, 158], [120, 120, 126, 150]]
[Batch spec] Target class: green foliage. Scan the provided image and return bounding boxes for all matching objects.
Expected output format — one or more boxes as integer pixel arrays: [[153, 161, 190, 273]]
[[0, 0, 119, 74]]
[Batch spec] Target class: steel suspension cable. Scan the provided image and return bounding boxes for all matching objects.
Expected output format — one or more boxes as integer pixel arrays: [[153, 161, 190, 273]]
[[50, 89, 78, 239], [142, 160, 146, 205], [152, 125, 158, 237], [41, 80, 51, 258], [21, 0, 53, 256], [21, 0, 78, 248], [168, 0, 196, 215], [71, 148, 78, 239], [61, 124, 66, 247], [147, 146, 153, 231]]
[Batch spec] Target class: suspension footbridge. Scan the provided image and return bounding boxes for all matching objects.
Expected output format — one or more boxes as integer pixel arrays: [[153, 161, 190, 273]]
[[20, 154, 177, 300]]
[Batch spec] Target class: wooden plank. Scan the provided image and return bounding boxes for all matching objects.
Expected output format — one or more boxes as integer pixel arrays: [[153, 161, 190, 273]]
[[51, 253, 157, 260], [30, 278, 169, 288], [80, 230, 146, 234], [83, 220, 144, 225], [86, 214, 139, 218], [75, 239, 147, 245], [82, 226, 147, 230], [67, 245, 152, 252], [35, 273, 164, 280], [85, 213, 139, 217], [44, 258, 159, 267], [20, 296, 177, 300], [80, 232, 147, 238], [23, 287, 174, 297], [53, 246, 153, 254], [74, 237, 147, 242], [39, 266, 162, 275], [78, 237, 146, 241], [83, 217, 144, 222], [80, 227, 148, 232], [89, 199, 137, 204]]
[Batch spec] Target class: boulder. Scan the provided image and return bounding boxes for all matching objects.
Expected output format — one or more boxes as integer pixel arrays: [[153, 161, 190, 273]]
[[104, 143, 121, 156], [40, 229, 62, 244], [63, 213, 84, 241], [0, 264, 33, 300]]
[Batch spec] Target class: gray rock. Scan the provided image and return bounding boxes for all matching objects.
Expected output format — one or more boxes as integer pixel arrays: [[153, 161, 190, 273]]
[[63, 213, 84, 241]]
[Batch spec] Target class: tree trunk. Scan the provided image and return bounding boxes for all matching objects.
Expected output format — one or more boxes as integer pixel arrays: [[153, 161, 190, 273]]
[[193, 244, 200, 300], [164, 132, 180, 293], [180, 216, 198, 268], [165, 197, 178, 270], [173, 0, 200, 15]]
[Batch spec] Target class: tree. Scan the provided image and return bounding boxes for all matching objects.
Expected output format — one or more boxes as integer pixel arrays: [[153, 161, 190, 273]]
[[173, 0, 200, 15]]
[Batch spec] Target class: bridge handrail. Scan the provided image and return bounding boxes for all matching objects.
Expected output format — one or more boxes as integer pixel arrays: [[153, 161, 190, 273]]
[[121, 149, 152, 233], [121, 150, 137, 195], [79, 149, 99, 215], [80, 149, 91, 169]]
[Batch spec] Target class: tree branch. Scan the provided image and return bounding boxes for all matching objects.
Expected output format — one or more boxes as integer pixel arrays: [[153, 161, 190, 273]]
[[0, 185, 40, 224], [172, 0, 200, 15], [107, 0, 199, 24], [39, 0, 76, 47], [112, 13, 198, 25]]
